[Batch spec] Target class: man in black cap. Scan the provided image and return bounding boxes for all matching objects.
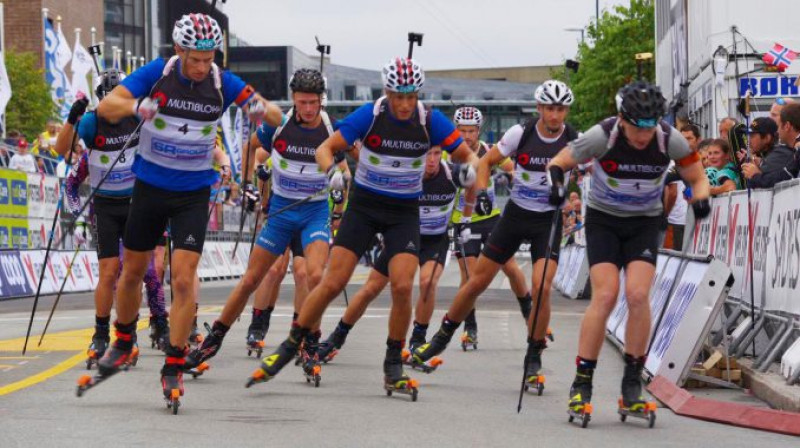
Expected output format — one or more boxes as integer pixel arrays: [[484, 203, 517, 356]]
[[740, 116, 795, 188]]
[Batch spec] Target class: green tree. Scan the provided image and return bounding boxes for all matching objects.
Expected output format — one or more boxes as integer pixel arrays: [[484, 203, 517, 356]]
[[555, 0, 655, 131], [5, 50, 58, 139]]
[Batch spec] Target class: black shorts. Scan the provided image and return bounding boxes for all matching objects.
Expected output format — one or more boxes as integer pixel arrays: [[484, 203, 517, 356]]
[[335, 187, 419, 268], [456, 215, 498, 258], [585, 207, 660, 268], [290, 234, 304, 257], [93, 196, 131, 259], [123, 180, 210, 254], [373, 233, 448, 277], [481, 200, 561, 265]]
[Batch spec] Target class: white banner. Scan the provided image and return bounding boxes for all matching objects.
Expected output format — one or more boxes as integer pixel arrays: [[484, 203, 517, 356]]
[[209, 242, 232, 278], [221, 242, 246, 276], [744, 189, 773, 309], [727, 191, 749, 298], [708, 195, 732, 264], [764, 180, 800, 315], [19, 250, 58, 295], [197, 244, 218, 280], [689, 195, 729, 256], [78, 251, 99, 289]]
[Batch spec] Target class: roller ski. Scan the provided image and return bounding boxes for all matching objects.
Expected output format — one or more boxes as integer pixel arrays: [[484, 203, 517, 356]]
[[547, 327, 554, 342], [245, 333, 302, 388], [460, 325, 478, 351], [188, 320, 203, 348], [523, 339, 546, 396], [85, 325, 109, 370], [161, 348, 186, 415], [384, 343, 419, 401], [149, 314, 170, 351], [301, 354, 322, 388], [409, 328, 450, 373], [246, 309, 270, 358], [617, 354, 657, 428], [184, 322, 223, 378], [567, 375, 594, 428], [76, 330, 136, 397], [317, 326, 349, 364]]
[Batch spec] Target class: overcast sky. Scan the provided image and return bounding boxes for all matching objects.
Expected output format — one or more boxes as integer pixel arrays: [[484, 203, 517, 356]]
[[221, 0, 628, 70]]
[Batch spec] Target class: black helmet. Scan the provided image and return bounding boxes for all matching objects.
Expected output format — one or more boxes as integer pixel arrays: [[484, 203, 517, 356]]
[[289, 68, 326, 94], [616, 81, 666, 128], [96, 68, 123, 99]]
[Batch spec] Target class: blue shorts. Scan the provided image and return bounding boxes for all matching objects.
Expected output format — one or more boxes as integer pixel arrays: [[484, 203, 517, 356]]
[[256, 194, 330, 256]]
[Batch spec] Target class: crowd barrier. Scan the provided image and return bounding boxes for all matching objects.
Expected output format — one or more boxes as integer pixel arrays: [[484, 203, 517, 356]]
[[0, 249, 100, 300]]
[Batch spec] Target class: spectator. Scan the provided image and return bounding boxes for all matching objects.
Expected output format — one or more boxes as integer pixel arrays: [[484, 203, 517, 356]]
[[680, 124, 701, 152], [769, 98, 793, 123], [33, 120, 61, 157], [705, 139, 742, 196], [663, 164, 687, 251], [697, 138, 713, 167], [749, 103, 800, 186], [56, 140, 85, 178], [8, 138, 39, 173], [718, 117, 737, 141], [740, 117, 795, 188]]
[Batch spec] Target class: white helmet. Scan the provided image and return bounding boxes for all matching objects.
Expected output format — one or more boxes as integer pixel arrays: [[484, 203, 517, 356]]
[[172, 13, 223, 51], [454, 106, 483, 127], [535, 80, 574, 106], [381, 57, 425, 94]]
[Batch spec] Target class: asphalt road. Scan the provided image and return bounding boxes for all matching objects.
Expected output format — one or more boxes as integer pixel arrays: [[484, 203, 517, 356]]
[[0, 261, 794, 447]]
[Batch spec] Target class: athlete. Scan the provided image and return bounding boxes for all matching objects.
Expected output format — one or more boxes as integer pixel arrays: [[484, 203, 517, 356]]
[[449, 106, 531, 349], [183, 68, 341, 384], [410, 81, 578, 390], [56, 72, 168, 366], [77, 13, 283, 410], [316, 146, 458, 362], [247, 57, 479, 399], [547, 81, 709, 425]]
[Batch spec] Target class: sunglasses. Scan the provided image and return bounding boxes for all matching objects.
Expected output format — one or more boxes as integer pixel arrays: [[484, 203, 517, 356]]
[[776, 98, 787, 106]]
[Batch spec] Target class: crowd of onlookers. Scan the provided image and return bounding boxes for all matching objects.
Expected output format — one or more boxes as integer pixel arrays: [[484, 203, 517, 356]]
[[2, 120, 85, 176]]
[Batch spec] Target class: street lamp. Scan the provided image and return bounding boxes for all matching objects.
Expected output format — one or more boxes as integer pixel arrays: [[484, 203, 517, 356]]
[[565, 27, 585, 44], [713, 45, 729, 87]]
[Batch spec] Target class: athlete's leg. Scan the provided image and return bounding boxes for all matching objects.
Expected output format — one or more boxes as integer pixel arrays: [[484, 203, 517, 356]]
[[528, 257, 558, 340], [414, 260, 444, 325], [95, 257, 119, 318], [296, 246, 359, 328], [445, 255, 504, 322], [342, 268, 389, 324], [255, 250, 289, 310], [218, 246, 281, 327], [577, 263, 621, 359], [115, 249, 153, 324], [143, 253, 167, 318], [621, 261, 656, 357], [502, 258, 529, 299], [292, 256, 308, 315]]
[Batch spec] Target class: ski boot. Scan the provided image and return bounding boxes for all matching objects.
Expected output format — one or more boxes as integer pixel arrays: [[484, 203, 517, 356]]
[[618, 354, 657, 428], [77, 325, 136, 397], [384, 342, 419, 401], [300, 332, 322, 387], [184, 322, 221, 378], [86, 324, 110, 370], [567, 375, 594, 428], [149, 314, 170, 351], [518, 294, 532, 320], [246, 329, 304, 388], [401, 329, 427, 366], [409, 328, 448, 373], [188, 318, 203, 348], [317, 326, 349, 364], [523, 339, 546, 396], [161, 347, 186, 415], [246, 309, 269, 358], [461, 324, 478, 351]]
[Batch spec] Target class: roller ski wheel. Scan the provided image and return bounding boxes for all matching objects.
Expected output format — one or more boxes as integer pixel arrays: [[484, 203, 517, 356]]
[[86, 329, 109, 370], [524, 374, 545, 396], [460, 329, 478, 351], [317, 342, 339, 364], [247, 340, 265, 358], [245, 339, 299, 389], [618, 399, 657, 428], [76, 346, 132, 397], [162, 373, 184, 415], [303, 362, 322, 388], [245, 368, 272, 388], [188, 329, 203, 348], [76, 373, 110, 397], [406, 352, 443, 374], [384, 376, 419, 402], [187, 362, 210, 379], [567, 402, 593, 428]]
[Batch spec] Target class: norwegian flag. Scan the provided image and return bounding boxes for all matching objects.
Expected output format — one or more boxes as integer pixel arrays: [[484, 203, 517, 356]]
[[762, 43, 798, 71]]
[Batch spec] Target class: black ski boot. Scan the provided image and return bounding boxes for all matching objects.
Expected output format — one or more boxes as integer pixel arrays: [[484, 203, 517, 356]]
[[149, 314, 170, 351], [567, 359, 595, 428], [86, 324, 110, 370], [317, 326, 349, 364], [246, 327, 307, 388], [184, 321, 226, 378], [384, 340, 418, 401], [618, 354, 657, 427], [162, 345, 186, 415], [301, 332, 322, 387], [461, 310, 478, 351], [246, 309, 270, 358], [76, 321, 136, 397], [523, 338, 547, 395], [410, 326, 451, 373], [518, 293, 533, 320]]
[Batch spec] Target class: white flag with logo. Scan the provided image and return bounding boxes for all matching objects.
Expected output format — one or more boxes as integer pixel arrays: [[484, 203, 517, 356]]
[[55, 24, 72, 70], [70, 40, 93, 99], [0, 51, 12, 117]]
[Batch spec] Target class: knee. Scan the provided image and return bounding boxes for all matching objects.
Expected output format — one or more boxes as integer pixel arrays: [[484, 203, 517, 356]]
[[418, 276, 432, 296], [590, 287, 619, 310], [171, 274, 194, 297], [239, 271, 263, 293], [390, 280, 413, 301], [625, 289, 650, 311], [306, 267, 323, 289], [321, 274, 346, 297], [99, 269, 118, 287]]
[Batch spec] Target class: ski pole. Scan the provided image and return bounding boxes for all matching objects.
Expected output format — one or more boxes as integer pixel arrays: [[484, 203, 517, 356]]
[[407, 32, 424, 59], [232, 120, 256, 256], [22, 122, 79, 355], [517, 208, 560, 413], [37, 240, 83, 346]]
